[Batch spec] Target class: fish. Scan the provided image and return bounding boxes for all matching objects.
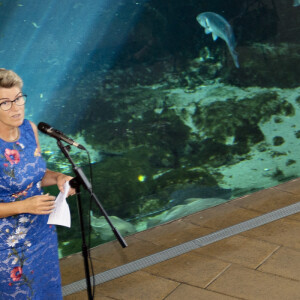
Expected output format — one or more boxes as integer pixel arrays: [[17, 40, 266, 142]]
[[294, 0, 300, 6], [32, 22, 40, 29], [196, 12, 239, 68]]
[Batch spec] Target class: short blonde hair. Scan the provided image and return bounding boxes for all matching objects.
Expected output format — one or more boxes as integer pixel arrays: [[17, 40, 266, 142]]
[[0, 68, 23, 89]]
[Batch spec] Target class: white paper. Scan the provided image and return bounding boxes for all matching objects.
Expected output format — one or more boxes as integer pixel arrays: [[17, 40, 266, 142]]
[[47, 181, 71, 228]]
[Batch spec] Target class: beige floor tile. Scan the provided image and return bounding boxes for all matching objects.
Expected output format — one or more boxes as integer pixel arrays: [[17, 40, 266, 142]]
[[144, 252, 230, 288], [60, 253, 86, 285], [230, 187, 300, 213], [194, 235, 280, 269], [134, 219, 213, 247], [95, 270, 179, 300], [272, 178, 300, 195], [287, 211, 300, 222], [242, 218, 300, 250], [64, 290, 115, 300], [258, 246, 300, 280], [208, 265, 300, 300], [165, 283, 239, 300], [183, 203, 260, 230]]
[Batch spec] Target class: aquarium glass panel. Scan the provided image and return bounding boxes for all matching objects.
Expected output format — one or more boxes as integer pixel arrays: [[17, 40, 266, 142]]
[[0, 0, 299, 257]]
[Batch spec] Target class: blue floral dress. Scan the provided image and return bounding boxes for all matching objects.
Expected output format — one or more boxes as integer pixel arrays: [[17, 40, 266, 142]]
[[0, 119, 62, 300]]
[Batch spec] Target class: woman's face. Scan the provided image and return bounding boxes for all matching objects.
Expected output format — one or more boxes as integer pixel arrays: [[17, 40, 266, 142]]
[[0, 87, 25, 129]]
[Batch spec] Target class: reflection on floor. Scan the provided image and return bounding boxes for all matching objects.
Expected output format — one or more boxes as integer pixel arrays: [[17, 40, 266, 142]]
[[61, 178, 300, 300]]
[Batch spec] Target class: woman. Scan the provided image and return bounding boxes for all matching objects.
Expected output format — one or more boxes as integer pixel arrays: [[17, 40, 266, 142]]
[[0, 68, 75, 299]]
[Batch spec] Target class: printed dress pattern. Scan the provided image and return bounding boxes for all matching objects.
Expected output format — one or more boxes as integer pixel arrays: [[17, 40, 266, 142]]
[[0, 119, 62, 300]]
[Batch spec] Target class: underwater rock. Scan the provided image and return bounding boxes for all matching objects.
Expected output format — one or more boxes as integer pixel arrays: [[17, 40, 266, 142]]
[[271, 168, 285, 181], [224, 43, 300, 88], [286, 159, 296, 166], [191, 91, 294, 161], [273, 136, 285, 146], [90, 213, 136, 241], [295, 130, 300, 139]]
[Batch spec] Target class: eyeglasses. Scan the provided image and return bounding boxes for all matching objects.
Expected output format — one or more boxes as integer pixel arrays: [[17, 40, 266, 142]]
[[0, 94, 27, 111]]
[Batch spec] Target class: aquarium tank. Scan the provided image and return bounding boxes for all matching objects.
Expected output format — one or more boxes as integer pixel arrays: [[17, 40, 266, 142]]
[[0, 0, 299, 257]]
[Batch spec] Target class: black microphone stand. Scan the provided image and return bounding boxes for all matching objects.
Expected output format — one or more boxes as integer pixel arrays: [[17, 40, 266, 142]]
[[56, 140, 128, 300]]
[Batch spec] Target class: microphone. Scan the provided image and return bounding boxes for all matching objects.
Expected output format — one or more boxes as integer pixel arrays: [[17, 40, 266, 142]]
[[38, 122, 85, 150]]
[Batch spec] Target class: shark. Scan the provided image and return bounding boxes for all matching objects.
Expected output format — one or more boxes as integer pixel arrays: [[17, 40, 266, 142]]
[[196, 12, 239, 68], [294, 0, 300, 6]]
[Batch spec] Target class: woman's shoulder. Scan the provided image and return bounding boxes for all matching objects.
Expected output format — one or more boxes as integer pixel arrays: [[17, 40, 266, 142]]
[[20, 119, 33, 133], [26, 120, 41, 149], [27, 120, 39, 141], [20, 119, 38, 142], [21, 119, 37, 131], [20, 119, 32, 129], [28, 120, 38, 132]]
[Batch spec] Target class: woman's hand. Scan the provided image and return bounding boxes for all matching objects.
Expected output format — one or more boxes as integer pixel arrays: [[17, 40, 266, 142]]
[[56, 173, 76, 197], [22, 194, 56, 215], [41, 169, 76, 197]]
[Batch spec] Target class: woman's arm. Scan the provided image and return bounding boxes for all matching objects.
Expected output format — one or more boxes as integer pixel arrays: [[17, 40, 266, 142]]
[[41, 168, 73, 193], [0, 194, 56, 218]]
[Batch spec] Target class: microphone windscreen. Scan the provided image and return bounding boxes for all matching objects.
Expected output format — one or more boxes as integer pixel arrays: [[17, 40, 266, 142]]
[[38, 122, 51, 133]]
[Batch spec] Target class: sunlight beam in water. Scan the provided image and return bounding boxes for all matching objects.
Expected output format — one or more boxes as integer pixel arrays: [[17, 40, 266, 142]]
[[0, 0, 146, 125]]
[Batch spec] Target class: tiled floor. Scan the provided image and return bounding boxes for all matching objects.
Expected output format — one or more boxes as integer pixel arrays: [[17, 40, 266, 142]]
[[60, 178, 300, 299]]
